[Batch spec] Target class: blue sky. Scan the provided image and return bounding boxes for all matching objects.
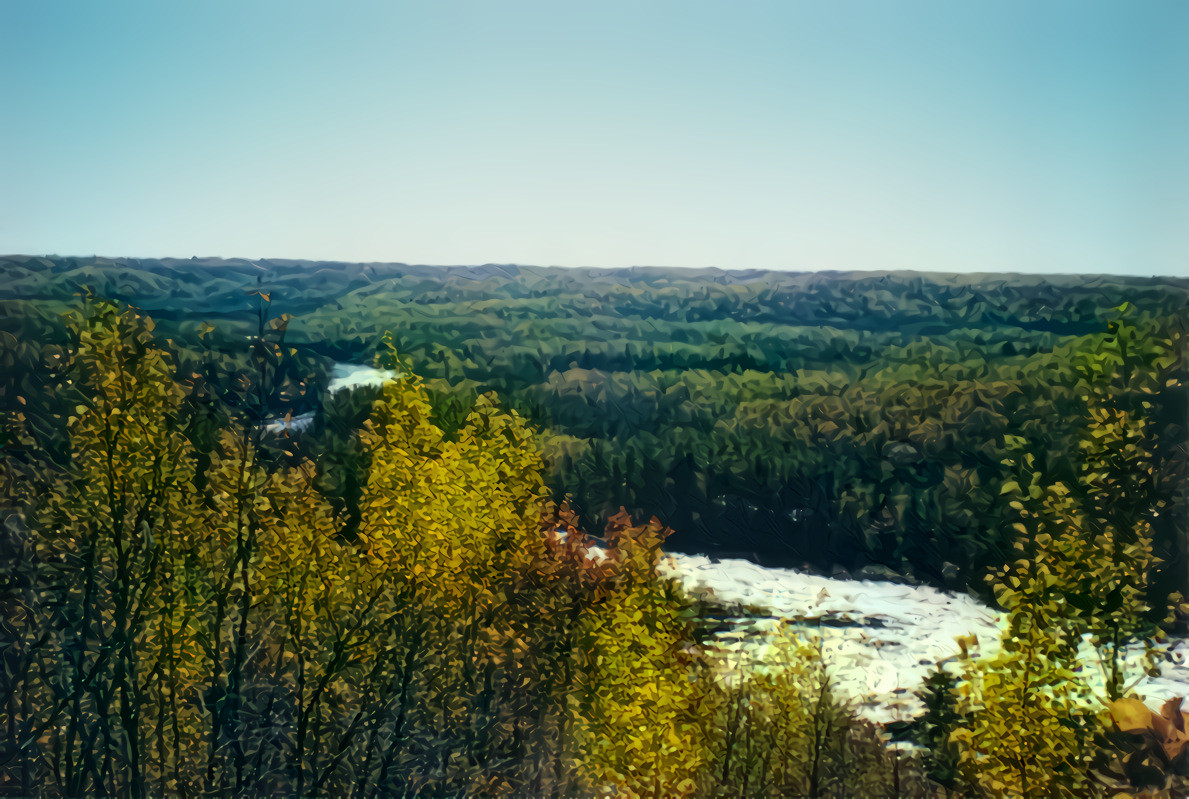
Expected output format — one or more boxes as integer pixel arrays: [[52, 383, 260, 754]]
[[3, 1, 1187, 275]]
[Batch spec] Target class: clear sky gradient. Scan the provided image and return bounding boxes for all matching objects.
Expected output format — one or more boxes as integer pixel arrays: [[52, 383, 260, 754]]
[[3, 1, 1187, 276]]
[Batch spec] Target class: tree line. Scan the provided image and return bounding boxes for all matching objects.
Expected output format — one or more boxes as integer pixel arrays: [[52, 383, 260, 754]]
[[2, 258, 1185, 608]]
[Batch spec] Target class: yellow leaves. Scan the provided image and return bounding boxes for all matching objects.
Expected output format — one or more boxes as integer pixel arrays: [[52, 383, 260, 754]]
[[956, 387, 1173, 796], [359, 371, 549, 608], [957, 648, 1100, 797], [1110, 697, 1154, 732], [568, 553, 710, 795]]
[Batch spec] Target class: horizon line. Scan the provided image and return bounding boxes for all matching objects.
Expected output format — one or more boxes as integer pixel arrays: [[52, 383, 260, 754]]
[[6, 253, 1187, 283]]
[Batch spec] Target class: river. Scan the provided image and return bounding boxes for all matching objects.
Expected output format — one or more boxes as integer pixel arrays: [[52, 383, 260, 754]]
[[310, 362, 1189, 722]]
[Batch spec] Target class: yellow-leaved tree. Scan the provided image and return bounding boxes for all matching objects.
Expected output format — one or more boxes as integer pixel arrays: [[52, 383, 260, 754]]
[[12, 303, 786, 798], [953, 478, 1105, 799], [33, 299, 198, 798], [349, 336, 557, 796], [953, 314, 1181, 799], [569, 509, 711, 799]]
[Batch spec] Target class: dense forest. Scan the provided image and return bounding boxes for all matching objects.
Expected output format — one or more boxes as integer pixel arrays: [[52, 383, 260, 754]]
[[3, 256, 1186, 597], [2, 256, 1188, 796]]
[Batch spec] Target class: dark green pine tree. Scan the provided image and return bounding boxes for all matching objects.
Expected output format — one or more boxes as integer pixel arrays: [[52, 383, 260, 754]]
[[913, 664, 964, 795]]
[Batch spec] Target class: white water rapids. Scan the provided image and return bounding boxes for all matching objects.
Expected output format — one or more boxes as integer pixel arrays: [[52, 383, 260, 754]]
[[660, 554, 1189, 723]]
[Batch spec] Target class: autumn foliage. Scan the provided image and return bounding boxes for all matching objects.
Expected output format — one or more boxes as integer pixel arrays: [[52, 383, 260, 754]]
[[1, 298, 1184, 798], [0, 301, 801, 797]]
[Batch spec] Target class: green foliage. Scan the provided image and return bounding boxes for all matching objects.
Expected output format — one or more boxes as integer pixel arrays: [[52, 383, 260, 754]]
[[954, 317, 1182, 798], [912, 664, 966, 792], [700, 628, 929, 798], [3, 263, 1187, 796], [24, 300, 198, 796], [1, 302, 582, 795], [955, 624, 1104, 798], [2, 302, 923, 797], [951, 486, 1110, 799], [4, 257, 1186, 602], [956, 480, 1112, 794]]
